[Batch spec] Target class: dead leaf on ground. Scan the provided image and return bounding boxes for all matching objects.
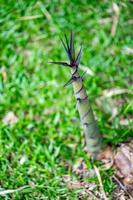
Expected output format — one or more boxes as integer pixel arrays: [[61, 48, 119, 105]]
[[62, 174, 83, 189], [68, 140, 133, 199], [19, 155, 27, 165], [96, 141, 133, 199], [102, 88, 131, 98], [113, 175, 133, 200], [96, 88, 132, 121], [114, 140, 133, 188], [2, 111, 18, 125], [43, 107, 57, 115], [62, 174, 97, 199], [98, 146, 114, 170], [112, 180, 131, 200], [119, 118, 133, 126], [96, 97, 118, 120], [73, 159, 95, 178]]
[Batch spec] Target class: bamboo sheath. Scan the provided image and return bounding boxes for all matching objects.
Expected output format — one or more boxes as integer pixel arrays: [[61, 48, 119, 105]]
[[71, 68, 102, 156]]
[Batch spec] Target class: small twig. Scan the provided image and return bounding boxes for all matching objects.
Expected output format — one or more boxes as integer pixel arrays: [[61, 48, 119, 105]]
[[40, 7, 52, 21], [94, 165, 108, 200], [111, 3, 120, 37], [36, 1, 52, 21], [113, 175, 133, 200], [86, 190, 100, 200], [19, 15, 43, 21], [32, 35, 47, 41], [0, 185, 30, 196]]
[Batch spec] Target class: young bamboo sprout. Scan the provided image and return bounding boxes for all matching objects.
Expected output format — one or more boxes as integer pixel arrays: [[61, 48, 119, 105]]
[[50, 32, 103, 157]]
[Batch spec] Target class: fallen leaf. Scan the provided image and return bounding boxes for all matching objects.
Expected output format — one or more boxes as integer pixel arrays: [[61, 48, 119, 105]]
[[98, 146, 114, 170], [19, 155, 27, 165], [44, 107, 56, 115], [102, 88, 131, 98], [68, 181, 83, 190], [114, 141, 133, 187], [96, 97, 118, 120], [2, 111, 18, 125], [62, 175, 96, 191], [96, 88, 132, 121], [115, 151, 132, 176], [73, 159, 87, 174], [73, 159, 95, 178], [119, 118, 133, 126], [122, 47, 133, 55]]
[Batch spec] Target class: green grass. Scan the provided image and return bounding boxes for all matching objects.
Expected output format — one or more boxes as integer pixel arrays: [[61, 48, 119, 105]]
[[0, 0, 132, 199]]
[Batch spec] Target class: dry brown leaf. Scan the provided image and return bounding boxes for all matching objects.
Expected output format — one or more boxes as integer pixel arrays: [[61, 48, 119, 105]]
[[62, 174, 83, 190], [43, 107, 56, 115], [62, 174, 97, 196], [98, 146, 114, 170], [113, 179, 131, 200], [97, 88, 132, 121], [115, 151, 132, 177], [114, 141, 133, 187], [113, 175, 133, 200], [102, 88, 131, 98], [119, 118, 133, 126], [73, 159, 87, 174], [2, 111, 18, 125], [73, 159, 96, 178], [68, 181, 83, 190]]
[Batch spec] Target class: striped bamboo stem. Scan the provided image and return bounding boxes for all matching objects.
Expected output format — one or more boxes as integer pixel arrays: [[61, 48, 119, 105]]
[[71, 68, 102, 156], [50, 32, 103, 157]]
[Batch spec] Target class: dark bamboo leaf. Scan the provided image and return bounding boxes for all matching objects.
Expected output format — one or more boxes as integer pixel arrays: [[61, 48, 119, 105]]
[[75, 45, 82, 66], [50, 33, 83, 69], [64, 34, 72, 61], [70, 31, 75, 61], [60, 37, 70, 58], [48, 61, 70, 67], [64, 34, 70, 51], [64, 77, 73, 87]]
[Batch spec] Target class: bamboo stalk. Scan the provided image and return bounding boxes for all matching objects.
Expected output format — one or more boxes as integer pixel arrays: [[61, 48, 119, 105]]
[[71, 68, 102, 157], [50, 32, 103, 158]]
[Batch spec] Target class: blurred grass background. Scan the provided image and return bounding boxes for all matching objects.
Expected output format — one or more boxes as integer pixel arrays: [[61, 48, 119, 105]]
[[0, 0, 133, 199]]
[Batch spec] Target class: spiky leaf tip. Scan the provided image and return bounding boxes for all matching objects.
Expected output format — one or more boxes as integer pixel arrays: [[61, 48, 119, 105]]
[[49, 32, 82, 69]]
